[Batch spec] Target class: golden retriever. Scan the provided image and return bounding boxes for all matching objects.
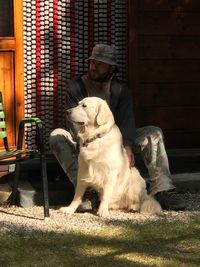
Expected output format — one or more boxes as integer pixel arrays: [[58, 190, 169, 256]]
[[60, 97, 162, 217]]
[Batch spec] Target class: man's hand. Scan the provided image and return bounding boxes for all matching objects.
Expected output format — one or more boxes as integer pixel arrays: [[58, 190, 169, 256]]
[[124, 145, 135, 167]]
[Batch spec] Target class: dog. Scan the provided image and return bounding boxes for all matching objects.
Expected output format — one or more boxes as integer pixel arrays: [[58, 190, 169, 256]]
[[60, 97, 162, 217]]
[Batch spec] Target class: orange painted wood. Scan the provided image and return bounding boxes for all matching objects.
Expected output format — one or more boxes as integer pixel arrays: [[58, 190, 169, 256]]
[[0, 38, 15, 51], [0, 0, 24, 149], [14, 0, 24, 133], [0, 52, 15, 147]]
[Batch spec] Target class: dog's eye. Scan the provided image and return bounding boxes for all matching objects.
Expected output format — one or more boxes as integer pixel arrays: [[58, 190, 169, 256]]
[[82, 104, 87, 108]]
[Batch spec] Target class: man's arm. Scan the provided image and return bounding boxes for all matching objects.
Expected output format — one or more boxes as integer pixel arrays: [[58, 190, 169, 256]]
[[112, 82, 136, 166], [124, 145, 135, 167]]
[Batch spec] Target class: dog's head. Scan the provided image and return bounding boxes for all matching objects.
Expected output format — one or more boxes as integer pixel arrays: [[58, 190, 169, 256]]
[[66, 97, 115, 128]]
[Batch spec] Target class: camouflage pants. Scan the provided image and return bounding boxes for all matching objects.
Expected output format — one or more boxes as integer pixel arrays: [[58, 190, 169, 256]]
[[134, 126, 175, 195], [49, 126, 175, 195]]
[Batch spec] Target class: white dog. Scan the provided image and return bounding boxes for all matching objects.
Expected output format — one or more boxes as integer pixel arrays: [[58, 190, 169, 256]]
[[60, 97, 162, 217]]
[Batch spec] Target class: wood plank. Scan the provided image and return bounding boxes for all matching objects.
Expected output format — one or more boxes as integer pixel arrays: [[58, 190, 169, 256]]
[[127, 0, 140, 93], [0, 52, 15, 147], [139, 12, 200, 35], [0, 0, 24, 149], [128, 0, 200, 149], [167, 148, 200, 157], [0, 38, 15, 51], [135, 83, 200, 107], [136, 107, 200, 130], [163, 130, 200, 149], [14, 0, 24, 135], [139, 35, 200, 59], [140, 0, 200, 12], [139, 59, 200, 82]]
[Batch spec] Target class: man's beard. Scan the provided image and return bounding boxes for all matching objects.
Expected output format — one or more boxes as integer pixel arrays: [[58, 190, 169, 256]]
[[89, 70, 113, 83]]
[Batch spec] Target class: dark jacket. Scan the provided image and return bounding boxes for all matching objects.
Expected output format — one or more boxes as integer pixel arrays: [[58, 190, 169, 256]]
[[66, 76, 136, 147]]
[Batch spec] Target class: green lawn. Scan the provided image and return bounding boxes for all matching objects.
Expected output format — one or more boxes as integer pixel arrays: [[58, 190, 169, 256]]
[[0, 214, 199, 267]]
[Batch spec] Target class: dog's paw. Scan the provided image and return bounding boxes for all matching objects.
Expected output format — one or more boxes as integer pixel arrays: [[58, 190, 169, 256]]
[[129, 203, 140, 212], [59, 206, 75, 214], [97, 207, 109, 217]]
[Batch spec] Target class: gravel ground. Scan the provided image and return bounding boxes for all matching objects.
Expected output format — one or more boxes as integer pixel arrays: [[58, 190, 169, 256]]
[[0, 192, 200, 234]]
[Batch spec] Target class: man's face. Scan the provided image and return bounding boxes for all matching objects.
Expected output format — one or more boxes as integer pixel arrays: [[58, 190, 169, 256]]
[[88, 59, 115, 82]]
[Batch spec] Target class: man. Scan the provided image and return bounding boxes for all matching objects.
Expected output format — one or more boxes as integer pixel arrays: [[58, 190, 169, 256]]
[[49, 44, 185, 210]]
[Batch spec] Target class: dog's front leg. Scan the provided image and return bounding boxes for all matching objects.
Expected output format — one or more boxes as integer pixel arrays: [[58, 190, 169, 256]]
[[97, 174, 115, 217], [60, 180, 87, 214], [97, 188, 112, 217]]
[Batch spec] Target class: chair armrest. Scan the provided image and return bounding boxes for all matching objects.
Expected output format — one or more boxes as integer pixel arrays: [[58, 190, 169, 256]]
[[17, 117, 45, 154]]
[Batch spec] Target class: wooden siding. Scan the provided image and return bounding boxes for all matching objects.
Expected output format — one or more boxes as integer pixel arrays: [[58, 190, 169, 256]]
[[128, 0, 200, 149]]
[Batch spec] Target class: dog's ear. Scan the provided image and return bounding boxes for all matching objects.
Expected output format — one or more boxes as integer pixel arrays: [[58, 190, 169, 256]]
[[96, 101, 113, 126]]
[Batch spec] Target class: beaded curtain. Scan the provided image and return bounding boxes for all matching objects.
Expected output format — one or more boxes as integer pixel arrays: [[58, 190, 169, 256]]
[[23, 0, 127, 149]]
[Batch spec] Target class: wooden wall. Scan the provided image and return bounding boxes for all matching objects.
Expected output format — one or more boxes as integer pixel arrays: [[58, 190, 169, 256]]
[[128, 0, 200, 149], [0, 52, 15, 147], [0, 0, 24, 150]]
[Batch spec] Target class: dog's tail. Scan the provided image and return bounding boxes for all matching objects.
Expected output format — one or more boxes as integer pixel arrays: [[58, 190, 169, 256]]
[[140, 195, 162, 214]]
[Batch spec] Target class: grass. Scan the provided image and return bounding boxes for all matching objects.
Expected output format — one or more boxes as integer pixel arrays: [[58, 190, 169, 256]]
[[0, 214, 199, 267]]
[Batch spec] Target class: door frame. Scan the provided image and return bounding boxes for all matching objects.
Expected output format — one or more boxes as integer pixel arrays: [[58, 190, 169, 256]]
[[14, 0, 24, 136]]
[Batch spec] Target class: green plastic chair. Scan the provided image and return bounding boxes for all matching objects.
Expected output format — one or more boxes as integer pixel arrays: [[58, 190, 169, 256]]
[[0, 91, 49, 218]]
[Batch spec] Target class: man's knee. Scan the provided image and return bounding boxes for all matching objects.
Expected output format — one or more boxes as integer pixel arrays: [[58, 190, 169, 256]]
[[49, 128, 75, 144], [150, 126, 163, 134], [49, 128, 65, 148], [49, 128, 77, 154], [135, 126, 165, 151], [49, 128, 68, 138], [150, 126, 164, 140], [138, 126, 164, 139], [145, 125, 163, 134]]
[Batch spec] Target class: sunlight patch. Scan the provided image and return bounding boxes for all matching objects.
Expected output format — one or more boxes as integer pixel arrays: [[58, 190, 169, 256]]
[[115, 253, 173, 266]]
